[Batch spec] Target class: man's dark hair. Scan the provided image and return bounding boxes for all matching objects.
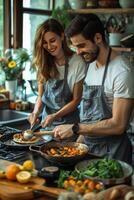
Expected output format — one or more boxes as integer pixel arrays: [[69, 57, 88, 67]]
[[65, 14, 106, 42]]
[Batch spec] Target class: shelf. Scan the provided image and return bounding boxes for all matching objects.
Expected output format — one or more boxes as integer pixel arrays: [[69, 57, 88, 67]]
[[68, 8, 134, 15], [112, 47, 134, 52]]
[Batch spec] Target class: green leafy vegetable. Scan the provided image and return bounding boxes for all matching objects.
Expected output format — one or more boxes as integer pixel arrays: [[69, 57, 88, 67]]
[[82, 159, 124, 179], [56, 169, 83, 188]]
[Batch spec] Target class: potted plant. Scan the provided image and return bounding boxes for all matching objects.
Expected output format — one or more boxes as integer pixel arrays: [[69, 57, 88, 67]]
[[51, 5, 72, 29], [0, 48, 31, 100]]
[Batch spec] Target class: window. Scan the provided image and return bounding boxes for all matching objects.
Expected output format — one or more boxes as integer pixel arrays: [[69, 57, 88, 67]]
[[22, 0, 52, 83], [22, 0, 52, 51], [0, 0, 67, 98], [0, 0, 3, 49], [23, 0, 50, 10]]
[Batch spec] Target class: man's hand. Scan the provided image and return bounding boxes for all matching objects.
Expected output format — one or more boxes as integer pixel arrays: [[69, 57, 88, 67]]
[[54, 124, 74, 139]]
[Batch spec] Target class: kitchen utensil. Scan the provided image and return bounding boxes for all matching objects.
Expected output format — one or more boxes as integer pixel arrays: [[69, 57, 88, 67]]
[[29, 141, 98, 167], [23, 121, 54, 140], [23, 129, 54, 140], [23, 122, 42, 140], [34, 166, 60, 186], [1, 132, 52, 150], [75, 159, 133, 186], [106, 15, 125, 34], [30, 122, 42, 132], [13, 133, 41, 144], [120, 34, 134, 47]]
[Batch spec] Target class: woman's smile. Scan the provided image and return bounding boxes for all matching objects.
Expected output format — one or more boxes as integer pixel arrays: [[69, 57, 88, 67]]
[[43, 31, 63, 57]]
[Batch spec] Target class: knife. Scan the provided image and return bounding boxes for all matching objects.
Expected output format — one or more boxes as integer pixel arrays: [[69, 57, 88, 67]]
[[30, 122, 42, 132]]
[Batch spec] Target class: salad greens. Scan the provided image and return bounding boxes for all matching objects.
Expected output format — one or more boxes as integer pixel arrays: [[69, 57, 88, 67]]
[[82, 159, 124, 179]]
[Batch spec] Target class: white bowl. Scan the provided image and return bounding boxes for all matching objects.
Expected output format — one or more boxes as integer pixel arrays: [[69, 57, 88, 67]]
[[119, 0, 134, 8]]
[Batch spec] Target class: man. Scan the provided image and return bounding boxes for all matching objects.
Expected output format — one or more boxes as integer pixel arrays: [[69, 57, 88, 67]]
[[54, 14, 134, 164]]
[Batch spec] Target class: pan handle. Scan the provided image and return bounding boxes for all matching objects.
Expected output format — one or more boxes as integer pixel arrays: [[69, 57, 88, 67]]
[[29, 145, 41, 154]]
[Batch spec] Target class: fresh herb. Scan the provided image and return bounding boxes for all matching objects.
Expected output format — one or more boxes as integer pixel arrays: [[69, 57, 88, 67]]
[[56, 169, 83, 188], [56, 170, 71, 188]]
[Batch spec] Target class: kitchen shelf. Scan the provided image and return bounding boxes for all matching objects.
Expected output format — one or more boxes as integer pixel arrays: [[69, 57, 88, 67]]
[[112, 47, 134, 52], [68, 8, 134, 15], [68, 8, 134, 53]]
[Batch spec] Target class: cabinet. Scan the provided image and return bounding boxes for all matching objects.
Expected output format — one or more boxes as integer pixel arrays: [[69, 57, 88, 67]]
[[68, 8, 134, 52]]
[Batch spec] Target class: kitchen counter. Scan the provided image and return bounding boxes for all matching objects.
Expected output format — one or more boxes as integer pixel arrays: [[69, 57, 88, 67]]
[[0, 122, 134, 200], [0, 109, 30, 126]]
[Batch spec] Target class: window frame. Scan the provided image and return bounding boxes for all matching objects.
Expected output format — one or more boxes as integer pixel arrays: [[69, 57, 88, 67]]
[[3, 0, 53, 49]]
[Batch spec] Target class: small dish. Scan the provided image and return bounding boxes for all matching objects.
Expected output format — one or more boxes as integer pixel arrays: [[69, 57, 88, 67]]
[[40, 166, 59, 186]]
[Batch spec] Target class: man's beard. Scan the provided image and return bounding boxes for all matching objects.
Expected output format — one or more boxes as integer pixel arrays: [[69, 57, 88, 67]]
[[81, 46, 100, 64]]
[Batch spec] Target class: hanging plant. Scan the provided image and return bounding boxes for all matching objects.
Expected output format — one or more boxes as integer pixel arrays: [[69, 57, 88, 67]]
[[51, 5, 72, 29]]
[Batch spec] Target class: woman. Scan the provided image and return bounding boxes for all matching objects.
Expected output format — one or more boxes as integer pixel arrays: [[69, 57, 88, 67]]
[[28, 18, 86, 133]]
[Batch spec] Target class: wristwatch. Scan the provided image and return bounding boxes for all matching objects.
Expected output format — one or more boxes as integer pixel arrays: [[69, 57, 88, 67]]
[[72, 123, 79, 135]]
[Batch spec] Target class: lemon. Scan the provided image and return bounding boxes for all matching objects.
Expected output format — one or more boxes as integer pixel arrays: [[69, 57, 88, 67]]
[[23, 160, 34, 171], [0, 170, 6, 178], [16, 171, 31, 183], [19, 165, 25, 171]]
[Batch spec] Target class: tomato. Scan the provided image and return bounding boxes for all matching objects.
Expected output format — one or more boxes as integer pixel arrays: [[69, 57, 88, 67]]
[[88, 180, 95, 191], [95, 183, 104, 190], [76, 180, 83, 186], [63, 180, 69, 189], [68, 179, 76, 186]]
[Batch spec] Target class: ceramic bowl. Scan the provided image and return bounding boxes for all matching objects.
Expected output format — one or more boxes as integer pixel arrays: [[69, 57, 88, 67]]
[[75, 159, 133, 186]]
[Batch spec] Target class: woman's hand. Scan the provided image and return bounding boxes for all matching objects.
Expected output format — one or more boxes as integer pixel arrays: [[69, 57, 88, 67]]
[[28, 112, 39, 126], [53, 124, 74, 139], [41, 114, 56, 128]]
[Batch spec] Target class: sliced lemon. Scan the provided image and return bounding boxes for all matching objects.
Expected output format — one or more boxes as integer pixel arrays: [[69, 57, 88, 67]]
[[23, 160, 34, 171], [16, 171, 31, 183], [0, 170, 6, 178]]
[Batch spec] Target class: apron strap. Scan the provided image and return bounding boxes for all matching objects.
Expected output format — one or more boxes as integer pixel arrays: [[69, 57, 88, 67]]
[[102, 48, 112, 86], [63, 57, 69, 94], [64, 57, 69, 84]]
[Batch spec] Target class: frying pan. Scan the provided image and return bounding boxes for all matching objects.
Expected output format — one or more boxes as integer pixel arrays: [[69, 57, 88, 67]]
[[0, 132, 52, 150], [29, 141, 99, 166]]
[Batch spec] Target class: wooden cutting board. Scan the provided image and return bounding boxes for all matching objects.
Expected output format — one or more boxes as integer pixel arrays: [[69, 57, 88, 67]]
[[0, 159, 65, 200]]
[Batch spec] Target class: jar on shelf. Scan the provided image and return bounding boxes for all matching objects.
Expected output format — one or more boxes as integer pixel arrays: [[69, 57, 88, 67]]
[[68, 0, 87, 9], [86, 0, 98, 8], [119, 0, 134, 8], [98, 0, 119, 8]]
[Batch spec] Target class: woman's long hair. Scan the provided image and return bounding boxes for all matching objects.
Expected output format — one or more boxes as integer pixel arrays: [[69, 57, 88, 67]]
[[32, 18, 73, 82]]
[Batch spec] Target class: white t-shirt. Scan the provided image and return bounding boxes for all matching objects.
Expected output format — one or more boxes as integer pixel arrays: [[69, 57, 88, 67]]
[[85, 55, 134, 132], [56, 54, 86, 92]]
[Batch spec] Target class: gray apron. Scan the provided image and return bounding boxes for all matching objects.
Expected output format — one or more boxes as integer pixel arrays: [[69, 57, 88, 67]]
[[42, 59, 79, 131], [80, 48, 132, 164]]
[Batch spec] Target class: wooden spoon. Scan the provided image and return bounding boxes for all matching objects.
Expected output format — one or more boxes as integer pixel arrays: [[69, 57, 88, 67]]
[[23, 129, 54, 140]]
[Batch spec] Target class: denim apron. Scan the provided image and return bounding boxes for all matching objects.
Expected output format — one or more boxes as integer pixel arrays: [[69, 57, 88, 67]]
[[80, 48, 132, 164], [42, 59, 79, 132]]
